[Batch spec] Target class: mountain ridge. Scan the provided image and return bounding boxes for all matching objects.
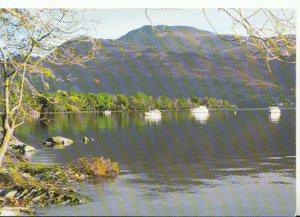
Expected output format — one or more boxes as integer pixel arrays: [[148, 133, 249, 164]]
[[36, 25, 295, 107]]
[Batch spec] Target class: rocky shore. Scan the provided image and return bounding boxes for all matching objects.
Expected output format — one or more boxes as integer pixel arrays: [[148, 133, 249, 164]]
[[0, 134, 119, 216]]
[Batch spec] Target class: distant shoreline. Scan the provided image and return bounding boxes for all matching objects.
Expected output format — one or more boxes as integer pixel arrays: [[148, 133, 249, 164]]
[[36, 107, 295, 115], [0, 108, 295, 116]]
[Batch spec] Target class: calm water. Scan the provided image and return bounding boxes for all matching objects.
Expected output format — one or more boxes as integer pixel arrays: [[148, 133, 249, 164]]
[[15, 110, 296, 216]]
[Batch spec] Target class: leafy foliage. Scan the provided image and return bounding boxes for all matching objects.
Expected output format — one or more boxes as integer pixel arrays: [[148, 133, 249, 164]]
[[39, 91, 237, 112]]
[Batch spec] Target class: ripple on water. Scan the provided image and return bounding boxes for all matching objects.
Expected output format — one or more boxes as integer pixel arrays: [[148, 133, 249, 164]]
[[263, 157, 283, 160], [284, 156, 296, 158], [210, 168, 256, 172], [258, 163, 280, 166]]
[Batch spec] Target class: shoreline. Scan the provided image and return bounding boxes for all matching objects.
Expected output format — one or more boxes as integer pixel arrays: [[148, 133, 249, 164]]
[[37, 107, 296, 115], [0, 107, 296, 116]]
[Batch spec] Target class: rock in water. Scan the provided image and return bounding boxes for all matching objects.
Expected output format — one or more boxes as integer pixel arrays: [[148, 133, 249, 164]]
[[8, 136, 36, 154], [23, 145, 36, 152], [83, 136, 90, 144], [12, 144, 36, 153], [83, 136, 94, 144], [46, 136, 73, 146]]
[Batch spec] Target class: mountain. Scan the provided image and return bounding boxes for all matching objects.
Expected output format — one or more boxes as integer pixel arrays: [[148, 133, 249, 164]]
[[34, 25, 295, 107]]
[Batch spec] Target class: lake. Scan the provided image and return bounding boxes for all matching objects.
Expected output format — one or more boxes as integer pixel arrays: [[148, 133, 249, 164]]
[[15, 110, 296, 216]]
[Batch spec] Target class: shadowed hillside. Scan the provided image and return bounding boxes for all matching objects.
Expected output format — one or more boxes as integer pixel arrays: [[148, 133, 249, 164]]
[[33, 25, 295, 107]]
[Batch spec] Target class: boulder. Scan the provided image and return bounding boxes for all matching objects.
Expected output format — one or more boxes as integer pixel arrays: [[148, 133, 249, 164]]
[[12, 144, 36, 153], [8, 136, 36, 154], [43, 141, 52, 146], [46, 136, 73, 146], [83, 136, 94, 144], [24, 145, 36, 152], [9, 136, 24, 146], [0, 189, 9, 197], [83, 136, 89, 143]]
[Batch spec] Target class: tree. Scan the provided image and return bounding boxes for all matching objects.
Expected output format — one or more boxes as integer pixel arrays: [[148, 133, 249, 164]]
[[116, 94, 129, 110], [203, 9, 295, 72], [0, 9, 99, 166]]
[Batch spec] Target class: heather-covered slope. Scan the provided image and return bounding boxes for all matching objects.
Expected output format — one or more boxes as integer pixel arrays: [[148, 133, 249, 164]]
[[34, 25, 295, 107]]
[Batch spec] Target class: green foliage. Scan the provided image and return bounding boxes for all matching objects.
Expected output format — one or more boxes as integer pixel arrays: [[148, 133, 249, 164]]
[[116, 94, 129, 110], [38, 91, 237, 112]]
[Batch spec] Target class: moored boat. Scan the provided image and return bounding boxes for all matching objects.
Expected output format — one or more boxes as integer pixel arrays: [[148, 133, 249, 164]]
[[190, 106, 209, 113], [103, 110, 111, 115], [268, 105, 280, 113], [145, 109, 161, 116]]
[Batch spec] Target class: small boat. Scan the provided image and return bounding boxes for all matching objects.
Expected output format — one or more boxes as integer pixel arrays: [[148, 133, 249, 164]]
[[269, 112, 281, 123], [145, 115, 162, 124], [103, 110, 111, 115], [268, 105, 280, 113], [190, 106, 209, 113], [145, 109, 161, 116], [191, 112, 210, 124]]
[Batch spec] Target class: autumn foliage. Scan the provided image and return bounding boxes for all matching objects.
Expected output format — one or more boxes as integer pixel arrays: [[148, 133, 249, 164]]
[[76, 157, 120, 177]]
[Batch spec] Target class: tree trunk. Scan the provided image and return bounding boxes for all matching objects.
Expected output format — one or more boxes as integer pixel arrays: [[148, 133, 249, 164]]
[[0, 128, 12, 166], [0, 75, 12, 167]]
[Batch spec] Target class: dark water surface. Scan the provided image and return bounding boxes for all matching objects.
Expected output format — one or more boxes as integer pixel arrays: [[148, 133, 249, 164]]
[[15, 110, 296, 216]]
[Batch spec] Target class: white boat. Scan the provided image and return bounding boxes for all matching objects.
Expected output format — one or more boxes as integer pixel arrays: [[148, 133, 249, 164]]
[[145, 109, 161, 116], [103, 110, 111, 115], [190, 106, 209, 113], [191, 112, 210, 124], [268, 105, 280, 113], [269, 112, 281, 123], [145, 115, 162, 124]]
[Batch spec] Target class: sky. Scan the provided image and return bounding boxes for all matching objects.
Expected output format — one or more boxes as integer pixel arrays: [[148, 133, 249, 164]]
[[81, 9, 295, 39], [84, 9, 233, 39], [0, 0, 296, 39]]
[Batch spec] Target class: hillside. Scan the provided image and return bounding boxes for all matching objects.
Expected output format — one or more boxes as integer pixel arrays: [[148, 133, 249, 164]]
[[34, 25, 295, 107]]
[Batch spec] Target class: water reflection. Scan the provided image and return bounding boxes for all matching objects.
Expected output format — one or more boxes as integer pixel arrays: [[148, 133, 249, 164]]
[[145, 115, 162, 125], [15, 110, 295, 216], [269, 112, 281, 124], [191, 112, 210, 124]]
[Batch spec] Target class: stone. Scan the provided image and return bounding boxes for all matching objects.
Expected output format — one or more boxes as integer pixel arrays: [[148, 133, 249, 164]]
[[12, 144, 36, 153], [24, 145, 36, 152], [9, 136, 24, 146], [43, 141, 52, 146], [0, 189, 9, 197], [46, 136, 73, 146], [83, 136, 94, 144], [83, 136, 89, 143], [5, 190, 18, 198], [8, 136, 36, 153]]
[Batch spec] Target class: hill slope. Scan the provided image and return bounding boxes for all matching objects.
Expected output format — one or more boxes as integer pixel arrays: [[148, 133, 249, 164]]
[[35, 25, 295, 107]]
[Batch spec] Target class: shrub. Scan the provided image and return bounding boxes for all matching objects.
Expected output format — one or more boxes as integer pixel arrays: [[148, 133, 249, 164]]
[[76, 157, 119, 177]]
